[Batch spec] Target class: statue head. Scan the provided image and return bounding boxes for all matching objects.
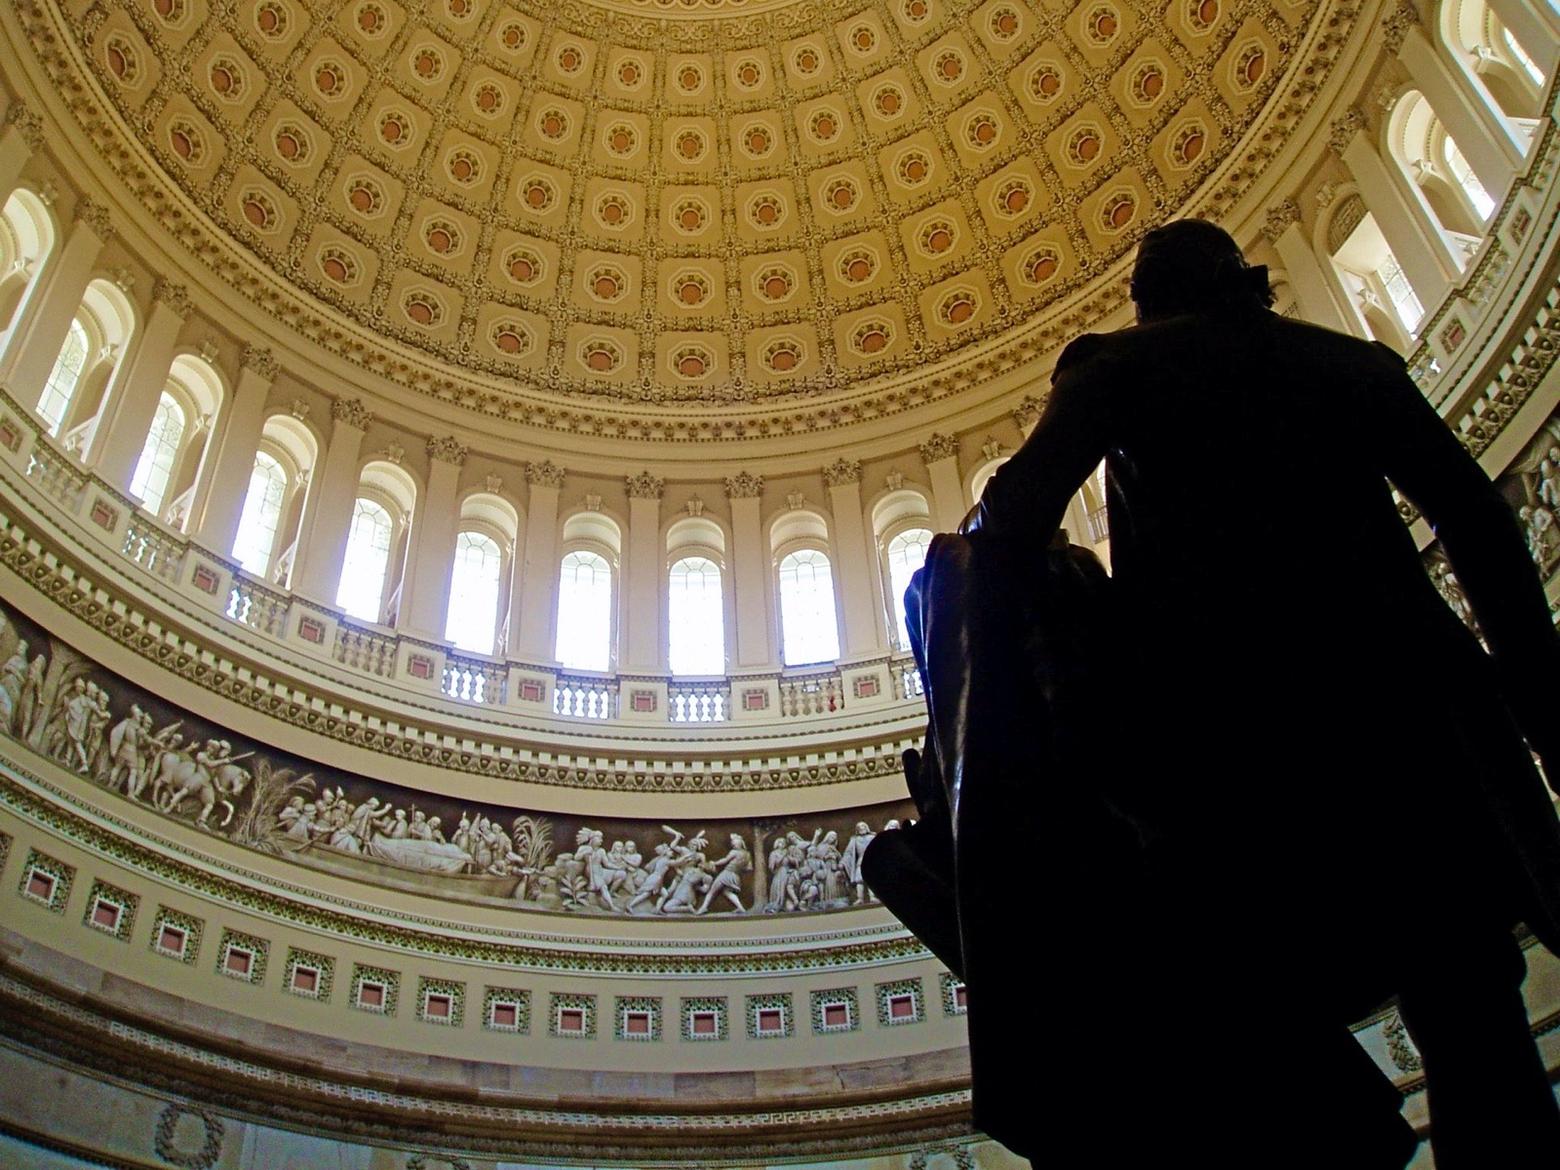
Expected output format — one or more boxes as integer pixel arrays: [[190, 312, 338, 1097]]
[[1130, 219, 1273, 324], [855, 821, 870, 835]]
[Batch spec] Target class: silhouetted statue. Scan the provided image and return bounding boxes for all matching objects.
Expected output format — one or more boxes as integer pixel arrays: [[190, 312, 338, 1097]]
[[867, 219, 1560, 1168]]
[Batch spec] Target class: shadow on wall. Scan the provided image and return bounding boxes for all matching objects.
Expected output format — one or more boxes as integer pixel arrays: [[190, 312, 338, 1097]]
[[0, 596, 911, 920]]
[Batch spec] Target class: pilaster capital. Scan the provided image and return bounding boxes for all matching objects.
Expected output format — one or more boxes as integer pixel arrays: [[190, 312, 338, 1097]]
[[526, 459, 565, 489], [723, 470, 764, 499], [626, 470, 665, 500], [1381, 0, 1420, 53], [330, 397, 373, 431], [240, 344, 279, 380], [822, 458, 862, 487], [74, 196, 114, 240], [3, 101, 44, 149], [1012, 395, 1045, 431], [151, 278, 194, 320], [918, 433, 958, 464], [1327, 108, 1366, 154], [1261, 199, 1302, 243], [426, 435, 468, 466]]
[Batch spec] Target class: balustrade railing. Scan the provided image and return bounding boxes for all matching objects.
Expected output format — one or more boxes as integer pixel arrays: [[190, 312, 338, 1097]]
[[669, 681, 729, 723], [24, 445, 85, 513], [893, 659, 924, 701], [226, 573, 290, 637], [444, 652, 506, 705], [555, 676, 615, 720], [121, 517, 186, 582], [779, 670, 844, 717], [334, 620, 396, 678]]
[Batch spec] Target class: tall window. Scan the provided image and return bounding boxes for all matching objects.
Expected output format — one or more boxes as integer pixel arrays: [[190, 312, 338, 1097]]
[[38, 320, 88, 435], [129, 393, 186, 516], [885, 529, 932, 651], [555, 550, 612, 671], [669, 556, 725, 675], [1442, 136, 1495, 220], [778, 549, 841, 665], [1377, 253, 1424, 332], [336, 497, 393, 622], [445, 531, 503, 654], [232, 452, 288, 575], [1502, 26, 1544, 85]]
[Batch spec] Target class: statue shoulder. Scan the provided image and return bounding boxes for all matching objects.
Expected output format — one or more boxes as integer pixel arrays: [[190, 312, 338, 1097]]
[[1054, 332, 1110, 375]]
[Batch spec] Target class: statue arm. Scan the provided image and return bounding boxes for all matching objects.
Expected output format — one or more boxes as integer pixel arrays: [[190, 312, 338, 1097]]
[[1369, 345, 1560, 772], [965, 333, 1115, 543]]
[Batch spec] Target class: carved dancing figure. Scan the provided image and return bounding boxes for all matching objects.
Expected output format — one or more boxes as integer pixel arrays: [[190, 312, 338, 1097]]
[[695, 834, 752, 915]]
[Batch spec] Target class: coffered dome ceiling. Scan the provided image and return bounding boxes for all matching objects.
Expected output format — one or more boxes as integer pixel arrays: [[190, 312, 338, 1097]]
[[73, 0, 1321, 416]]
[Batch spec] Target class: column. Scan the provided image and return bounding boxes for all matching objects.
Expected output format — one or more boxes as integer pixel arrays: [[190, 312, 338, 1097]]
[[1394, 21, 1523, 194], [87, 279, 193, 487], [0, 102, 43, 206], [1484, 0, 1559, 80], [725, 471, 773, 668], [1263, 201, 1352, 333], [290, 398, 370, 605], [401, 436, 466, 639], [1331, 109, 1459, 312], [824, 458, 885, 656], [2, 197, 112, 391], [191, 346, 276, 553], [623, 471, 664, 671], [921, 434, 967, 533], [512, 460, 563, 661]]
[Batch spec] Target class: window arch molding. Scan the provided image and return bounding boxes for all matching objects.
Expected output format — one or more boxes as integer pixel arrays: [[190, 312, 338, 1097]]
[[1384, 89, 1491, 241], [0, 186, 57, 341], [1438, 0, 1547, 122], [1310, 184, 1416, 349]]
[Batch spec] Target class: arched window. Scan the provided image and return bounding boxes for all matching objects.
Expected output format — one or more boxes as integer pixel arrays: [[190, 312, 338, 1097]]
[[669, 556, 725, 675], [129, 392, 186, 516], [232, 451, 287, 576], [38, 319, 87, 435], [1502, 25, 1544, 86], [778, 548, 841, 666], [337, 497, 393, 622], [555, 550, 613, 671], [1376, 253, 1425, 332], [445, 531, 504, 654], [1442, 135, 1495, 220], [884, 529, 931, 651]]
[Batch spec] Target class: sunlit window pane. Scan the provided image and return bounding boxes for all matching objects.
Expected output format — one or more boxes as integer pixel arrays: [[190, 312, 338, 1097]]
[[1503, 26, 1544, 86], [38, 320, 88, 436], [885, 529, 931, 651], [1377, 253, 1424, 332], [129, 393, 186, 517], [669, 556, 725, 675], [232, 451, 287, 575], [336, 497, 393, 622], [446, 530, 503, 654], [555, 550, 612, 671], [1442, 135, 1495, 220], [778, 548, 841, 666]]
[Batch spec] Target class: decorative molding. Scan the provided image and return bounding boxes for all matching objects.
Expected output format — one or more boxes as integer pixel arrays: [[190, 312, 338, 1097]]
[[288, 398, 309, 421], [240, 345, 278, 380], [1380, 0, 1419, 53], [583, 493, 602, 511], [918, 434, 958, 464], [822, 459, 861, 487], [330, 398, 372, 431], [526, 460, 565, 489], [1327, 107, 1366, 153], [150, 278, 192, 320], [723, 471, 763, 499], [1261, 199, 1302, 243], [3, 99, 44, 149], [884, 471, 905, 492], [379, 441, 405, 466], [684, 495, 705, 517], [73, 196, 112, 239], [625, 471, 665, 500], [152, 1104, 224, 1170], [979, 439, 1003, 463], [427, 436, 468, 466], [484, 473, 503, 495], [785, 491, 806, 510]]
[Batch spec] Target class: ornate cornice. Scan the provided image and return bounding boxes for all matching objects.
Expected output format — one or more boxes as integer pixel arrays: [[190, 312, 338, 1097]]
[[241, 345, 278, 381], [822, 458, 862, 488], [723, 470, 763, 499], [427, 435, 469, 466], [625, 470, 664, 500], [330, 397, 372, 431], [918, 434, 958, 464], [3, 99, 44, 149], [525, 460, 565, 489], [1262, 199, 1303, 243]]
